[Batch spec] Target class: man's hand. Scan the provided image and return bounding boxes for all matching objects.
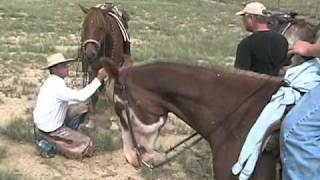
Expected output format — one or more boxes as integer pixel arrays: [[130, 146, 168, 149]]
[[96, 67, 108, 82], [288, 40, 313, 56]]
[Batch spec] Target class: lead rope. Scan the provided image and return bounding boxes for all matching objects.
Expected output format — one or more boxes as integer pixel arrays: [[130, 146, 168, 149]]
[[118, 67, 154, 168], [121, 83, 154, 168]]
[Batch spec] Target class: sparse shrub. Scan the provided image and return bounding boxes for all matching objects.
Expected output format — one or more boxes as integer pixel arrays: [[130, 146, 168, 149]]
[[80, 127, 122, 153], [0, 115, 34, 143], [0, 146, 7, 162], [94, 130, 122, 152], [176, 140, 213, 179], [0, 169, 19, 180]]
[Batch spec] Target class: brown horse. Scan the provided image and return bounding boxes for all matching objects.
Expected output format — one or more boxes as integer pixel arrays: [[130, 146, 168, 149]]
[[268, 10, 320, 67], [79, 3, 133, 127], [101, 57, 283, 180]]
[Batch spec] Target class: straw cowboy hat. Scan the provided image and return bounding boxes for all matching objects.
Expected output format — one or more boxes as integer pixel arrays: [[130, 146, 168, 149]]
[[236, 2, 267, 16], [42, 53, 75, 69]]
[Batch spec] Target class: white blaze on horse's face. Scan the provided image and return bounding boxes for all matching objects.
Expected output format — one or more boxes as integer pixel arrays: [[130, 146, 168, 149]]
[[114, 94, 166, 167]]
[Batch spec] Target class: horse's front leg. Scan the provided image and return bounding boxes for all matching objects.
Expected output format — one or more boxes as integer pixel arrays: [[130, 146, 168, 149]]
[[85, 69, 100, 128], [251, 151, 277, 180], [86, 91, 99, 128]]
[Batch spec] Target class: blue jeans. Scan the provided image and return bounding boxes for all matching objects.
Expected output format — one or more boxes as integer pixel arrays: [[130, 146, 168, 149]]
[[66, 113, 86, 130], [280, 84, 320, 180]]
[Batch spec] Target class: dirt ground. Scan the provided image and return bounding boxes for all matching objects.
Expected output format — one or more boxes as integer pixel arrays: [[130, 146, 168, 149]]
[[0, 108, 192, 180]]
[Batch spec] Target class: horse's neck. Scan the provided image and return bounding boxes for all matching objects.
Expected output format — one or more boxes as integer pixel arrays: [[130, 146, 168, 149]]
[[128, 63, 282, 140], [209, 77, 281, 153]]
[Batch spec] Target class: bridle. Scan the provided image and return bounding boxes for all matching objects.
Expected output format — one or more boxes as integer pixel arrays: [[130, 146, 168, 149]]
[[82, 39, 101, 50], [114, 65, 277, 169], [80, 37, 106, 87], [80, 17, 107, 87], [113, 67, 154, 168], [80, 8, 121, 87]]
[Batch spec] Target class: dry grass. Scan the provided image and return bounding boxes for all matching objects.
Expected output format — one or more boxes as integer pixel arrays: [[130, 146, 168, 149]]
[[0, 116, 34, 143]]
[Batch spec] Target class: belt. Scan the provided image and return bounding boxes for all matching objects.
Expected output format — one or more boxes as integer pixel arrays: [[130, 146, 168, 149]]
[[38, 125, 64, 134]]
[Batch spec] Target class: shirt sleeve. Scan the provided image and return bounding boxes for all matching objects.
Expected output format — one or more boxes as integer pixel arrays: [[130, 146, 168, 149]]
[[56, 78, 102, 102], [234, 41, 251, 70]]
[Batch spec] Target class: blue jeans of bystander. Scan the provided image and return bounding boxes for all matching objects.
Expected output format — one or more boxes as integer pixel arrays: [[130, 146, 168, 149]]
[[280, 84, 320, 180]]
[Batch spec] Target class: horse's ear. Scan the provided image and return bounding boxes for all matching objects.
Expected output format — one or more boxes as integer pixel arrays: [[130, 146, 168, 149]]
[[289, 12, 298, 19], [79, 4, 89, 14]]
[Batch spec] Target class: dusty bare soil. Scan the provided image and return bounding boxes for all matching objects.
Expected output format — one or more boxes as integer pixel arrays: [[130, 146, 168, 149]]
[[0, 133, 146, 180]]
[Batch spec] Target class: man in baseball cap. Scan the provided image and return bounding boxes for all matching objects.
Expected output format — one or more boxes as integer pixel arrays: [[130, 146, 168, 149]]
[[233, 2, 289, 76], [33, 53, 108, 159], [232, 3, 289, 179]]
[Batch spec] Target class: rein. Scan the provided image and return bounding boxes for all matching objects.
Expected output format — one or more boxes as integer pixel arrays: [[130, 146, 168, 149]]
[[163, 76, 276, 162], [80, 8, 109, 87], [162, 76, 275, 164], [81, 9, 124, 87], [115, 67, 154, 168], [115, 67, 200, 169], [116, 67, 276, 169]]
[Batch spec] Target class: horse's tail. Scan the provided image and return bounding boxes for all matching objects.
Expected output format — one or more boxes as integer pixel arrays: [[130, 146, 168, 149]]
[[100, 57, 119, 80]]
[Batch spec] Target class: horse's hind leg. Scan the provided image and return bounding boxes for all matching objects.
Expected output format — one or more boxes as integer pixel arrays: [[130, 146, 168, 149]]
[[251, 151, 277, 180]]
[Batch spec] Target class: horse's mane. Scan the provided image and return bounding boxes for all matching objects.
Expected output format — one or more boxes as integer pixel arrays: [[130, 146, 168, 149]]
[[83, 8, 108, 29], [132, 60, 276, 81], [83, 6, 130, 30]]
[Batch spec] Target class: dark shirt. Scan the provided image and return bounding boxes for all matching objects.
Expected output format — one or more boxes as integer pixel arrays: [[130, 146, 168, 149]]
[[234, 30, 289, 76]]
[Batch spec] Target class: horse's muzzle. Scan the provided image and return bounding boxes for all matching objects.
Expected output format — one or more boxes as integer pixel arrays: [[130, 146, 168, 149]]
[[84, 44, 99, 63]]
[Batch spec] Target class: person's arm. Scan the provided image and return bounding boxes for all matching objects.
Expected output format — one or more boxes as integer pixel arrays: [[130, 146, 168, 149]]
[[57, 78, 102, 102], [56, 68, 108, 102], [288, 40, 320, 57], [234, 41, 251, 70]]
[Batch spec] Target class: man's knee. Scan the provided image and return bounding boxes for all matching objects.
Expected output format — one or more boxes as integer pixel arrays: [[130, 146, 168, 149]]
[[66, 103, 89, 120]]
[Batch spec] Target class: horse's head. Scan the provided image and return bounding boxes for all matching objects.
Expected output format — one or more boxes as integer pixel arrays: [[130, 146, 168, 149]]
[[80, 4, 112, 63], [265, 10, 297, 32], [100, 57, 166, 168]]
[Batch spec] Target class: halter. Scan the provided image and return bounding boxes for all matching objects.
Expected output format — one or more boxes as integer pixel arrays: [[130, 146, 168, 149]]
[[80, 8, 129, 87], [114, 67, 154, 168], [82, 39, 101, 49]]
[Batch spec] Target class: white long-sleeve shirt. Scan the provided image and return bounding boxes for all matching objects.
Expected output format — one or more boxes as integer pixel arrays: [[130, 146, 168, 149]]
[[33, 74, 102, 132]]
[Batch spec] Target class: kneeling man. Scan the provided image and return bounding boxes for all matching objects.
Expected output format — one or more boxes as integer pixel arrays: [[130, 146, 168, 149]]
[[33, 53, 107, 159]]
